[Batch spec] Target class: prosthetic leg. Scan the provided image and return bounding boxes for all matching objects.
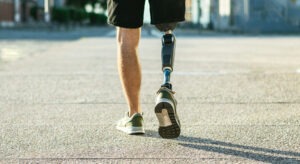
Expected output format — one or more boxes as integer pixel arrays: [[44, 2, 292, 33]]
[[154, 23, 181, 139]]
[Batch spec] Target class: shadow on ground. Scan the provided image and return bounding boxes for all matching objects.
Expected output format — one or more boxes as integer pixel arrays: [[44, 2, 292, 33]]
[[144, 130, 300, 163]]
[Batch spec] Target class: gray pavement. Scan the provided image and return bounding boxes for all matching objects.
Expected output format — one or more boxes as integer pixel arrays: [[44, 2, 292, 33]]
[[0, 31, 300, 163]]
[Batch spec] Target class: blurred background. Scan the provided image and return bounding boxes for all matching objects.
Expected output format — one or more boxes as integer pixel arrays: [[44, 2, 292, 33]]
[[0, 0, 300, 33], [1, 0, 300, 63], [1, 1, 300, 162]]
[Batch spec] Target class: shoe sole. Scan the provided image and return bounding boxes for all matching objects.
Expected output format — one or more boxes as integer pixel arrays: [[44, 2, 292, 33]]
[[155, 99, 180, 139], [116, 126, 145, 135]]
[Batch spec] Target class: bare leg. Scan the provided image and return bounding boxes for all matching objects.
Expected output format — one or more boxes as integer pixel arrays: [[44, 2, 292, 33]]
[[117, 27, 142, 117]]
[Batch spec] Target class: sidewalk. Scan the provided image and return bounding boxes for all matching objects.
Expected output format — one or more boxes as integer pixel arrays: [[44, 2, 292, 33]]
[[0, 34, 300, 163]]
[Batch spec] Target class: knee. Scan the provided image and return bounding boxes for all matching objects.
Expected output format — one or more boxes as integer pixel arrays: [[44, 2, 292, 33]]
[[155, 22, 177, 32], [117, 27, 140, 49]]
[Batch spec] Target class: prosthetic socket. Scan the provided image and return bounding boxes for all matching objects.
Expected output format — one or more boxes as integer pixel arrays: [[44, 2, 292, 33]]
[[161, 33, 176, 90]]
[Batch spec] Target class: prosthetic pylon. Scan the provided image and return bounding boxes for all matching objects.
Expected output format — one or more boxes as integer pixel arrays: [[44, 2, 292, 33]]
[[161, 31, 176, 90]]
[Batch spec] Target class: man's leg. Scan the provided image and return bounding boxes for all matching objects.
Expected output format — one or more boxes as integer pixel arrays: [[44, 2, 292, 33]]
[[117, 27, 142, 117], [148, 0, 185, 138], [154, 25, 181, 139], [107, 0, 146, 134]]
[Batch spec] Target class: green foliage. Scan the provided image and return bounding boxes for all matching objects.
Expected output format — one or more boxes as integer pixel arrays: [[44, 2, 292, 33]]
[[66, 0, 107, 10], [52, 1, 108, 26], [89, 13, 107, 25], [64, 0, 108, 26], [69, 8, 89, 23], [52, 7, 71, 24], [98, 0, 108, 10], [65, 0, 85, 8], [52, 7, 91, 24], [30, 6, 39, 21], [290, 0, 297, 4]]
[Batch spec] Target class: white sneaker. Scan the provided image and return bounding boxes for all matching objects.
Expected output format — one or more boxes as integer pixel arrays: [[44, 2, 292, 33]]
[[116, 112, 145, 135]]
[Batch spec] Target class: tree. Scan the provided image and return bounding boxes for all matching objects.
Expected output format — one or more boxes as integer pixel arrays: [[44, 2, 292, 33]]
[[66, 0, 107, 10]]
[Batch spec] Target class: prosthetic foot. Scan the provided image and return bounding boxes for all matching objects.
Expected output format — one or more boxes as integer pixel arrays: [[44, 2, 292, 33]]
[[154, 23, 181, 139]]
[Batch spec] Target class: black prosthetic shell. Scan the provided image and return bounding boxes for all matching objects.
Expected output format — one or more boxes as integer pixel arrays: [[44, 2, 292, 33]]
[[162, 34, 176, 71], [155, 22, 177, 32]]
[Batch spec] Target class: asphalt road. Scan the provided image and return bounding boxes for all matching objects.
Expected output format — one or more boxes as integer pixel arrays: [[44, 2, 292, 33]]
[[0, 31, 300, 163]]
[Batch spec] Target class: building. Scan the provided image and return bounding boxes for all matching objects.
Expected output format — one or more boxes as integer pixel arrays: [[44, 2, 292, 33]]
[[185, 0, 193, 22], [0, 0, 15, 26], [210, 0, 300, 32], [185, 0, 211, 27], [143, 0, 210, 27], [0, 0, 65, 26]]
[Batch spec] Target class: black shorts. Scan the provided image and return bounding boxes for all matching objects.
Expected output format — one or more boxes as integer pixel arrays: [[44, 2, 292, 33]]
[[107, 0, 186, 28]]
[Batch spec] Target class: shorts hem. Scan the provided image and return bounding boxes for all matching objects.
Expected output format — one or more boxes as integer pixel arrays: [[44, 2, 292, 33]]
[[108, 21, 143, 29], [150, 18, 186, 25]]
